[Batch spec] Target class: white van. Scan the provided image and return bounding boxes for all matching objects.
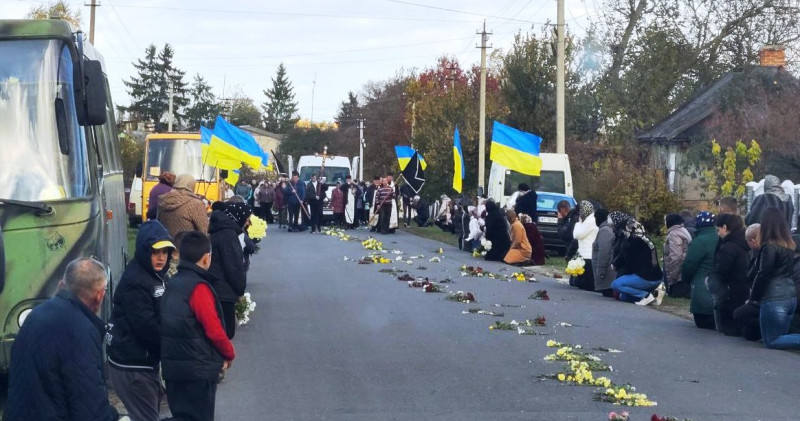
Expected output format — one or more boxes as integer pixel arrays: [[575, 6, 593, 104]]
[[296, 155, 353, 219], [487, 153, 573, 208]]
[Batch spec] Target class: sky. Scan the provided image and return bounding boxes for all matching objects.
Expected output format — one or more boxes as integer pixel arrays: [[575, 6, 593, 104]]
[[4, 0, 597, 123]]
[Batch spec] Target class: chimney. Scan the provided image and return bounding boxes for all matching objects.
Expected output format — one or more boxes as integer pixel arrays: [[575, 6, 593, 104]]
[[759, 45, 786, 68]]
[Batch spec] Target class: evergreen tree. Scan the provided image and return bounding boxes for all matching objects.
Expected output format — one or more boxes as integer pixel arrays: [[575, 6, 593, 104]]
[[124, 43, 188, 130], [262, 63, 299, 133], [185, 74, 219, 130], [335, 91, 360, 129]]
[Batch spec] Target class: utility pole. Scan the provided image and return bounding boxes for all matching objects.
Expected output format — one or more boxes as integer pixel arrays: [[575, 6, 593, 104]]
[[410, 102, 416, 147], [446, 63, 457, 91], [88, 0, 98, 44], [311, 72, 317, 123], [556, 0, 566, 154], [167, 81, 174, 132], [358, 118, 365, 181], [477, 21, 492, 194]]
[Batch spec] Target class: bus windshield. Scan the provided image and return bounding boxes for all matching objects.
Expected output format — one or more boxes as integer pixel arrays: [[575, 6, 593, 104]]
[[0, 39, 90, 202], [299, 166, 351, 184], [146, 138, 215, 182], [503, 170, 565, 195]]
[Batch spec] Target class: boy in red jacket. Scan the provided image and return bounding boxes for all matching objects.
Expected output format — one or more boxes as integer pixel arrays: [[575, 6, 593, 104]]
[[160, 231, 235, 421]]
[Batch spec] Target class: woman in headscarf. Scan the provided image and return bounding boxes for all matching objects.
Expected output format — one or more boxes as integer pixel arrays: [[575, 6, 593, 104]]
[[611, 217, 664, 305], [483, 200, 511, 261], [503, 210, 532, 265], [156, 174, 208, 238], [592, 209, 616, 297], [208, 201, 251, 339], [331, 181, 345, 228], [745, 175, 794, 226], [663, 213, 692, 298], [571, 200, 599, 291], [146, 171, 176, 220], [681, 211, 719, 329], [519, 213, 546, 265]]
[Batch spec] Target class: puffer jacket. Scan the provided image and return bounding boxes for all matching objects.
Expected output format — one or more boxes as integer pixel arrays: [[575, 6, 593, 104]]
[[750, 243, 796, 303], [663, 225, 692, 286], [107, 220, 172, 370], [208, 210, 247, 303], [157, 188, 208, 237], [707, 229, 750, 311], [573, 213, 598, 260], [682, 226, 719, 315]]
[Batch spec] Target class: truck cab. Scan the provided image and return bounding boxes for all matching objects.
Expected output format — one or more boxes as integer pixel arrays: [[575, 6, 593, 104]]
[[487, 153, 574, 208]]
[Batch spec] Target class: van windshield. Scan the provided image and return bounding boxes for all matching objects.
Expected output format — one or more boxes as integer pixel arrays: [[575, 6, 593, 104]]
[[503, 170, 565, 195], [300, 166, 350, 184]]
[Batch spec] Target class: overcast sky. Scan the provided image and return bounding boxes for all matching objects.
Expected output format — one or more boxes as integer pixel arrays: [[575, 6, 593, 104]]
[[5, 0, 595, 122]]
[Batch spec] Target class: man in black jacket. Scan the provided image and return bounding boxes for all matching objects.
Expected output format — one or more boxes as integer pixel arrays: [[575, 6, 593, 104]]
[[107, 220, 174, 421], [305, 174, 325, 233], [5, 258, 119, 421], [208, 203, 250, 339]]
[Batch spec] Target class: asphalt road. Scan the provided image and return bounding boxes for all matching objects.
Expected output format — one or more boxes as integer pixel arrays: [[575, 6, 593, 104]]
[[215, 227, 800, 421]]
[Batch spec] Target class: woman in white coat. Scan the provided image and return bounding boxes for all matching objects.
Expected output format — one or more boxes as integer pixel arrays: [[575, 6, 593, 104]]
[[571, 200, 599, 291]]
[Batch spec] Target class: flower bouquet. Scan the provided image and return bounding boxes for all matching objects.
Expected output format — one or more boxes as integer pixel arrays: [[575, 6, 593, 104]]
[[529, 290, 550, 300], [247, 215, 267, 241], [472, 238, 493, 257], [594, 384, 657, 407], [565, 256, 586, 276], [361, 237, 383, 251], [509, 272, 535, 282], [460, 265, 499, 279], [462, 308, 504, 317], [358, 254, 392, 264], [445, 291, 476, 303], [235, 292, 256, 326]]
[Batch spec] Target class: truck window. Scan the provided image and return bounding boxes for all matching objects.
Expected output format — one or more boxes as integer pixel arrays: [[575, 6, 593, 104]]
[[503, 170, 565, 195]]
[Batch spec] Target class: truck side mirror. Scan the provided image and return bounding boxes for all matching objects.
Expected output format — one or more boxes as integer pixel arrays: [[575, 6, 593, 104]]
[[76, 60, 108, 126]]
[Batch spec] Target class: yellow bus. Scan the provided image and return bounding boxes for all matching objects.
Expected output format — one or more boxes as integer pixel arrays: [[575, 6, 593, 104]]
[[141, 132, 221, 220]]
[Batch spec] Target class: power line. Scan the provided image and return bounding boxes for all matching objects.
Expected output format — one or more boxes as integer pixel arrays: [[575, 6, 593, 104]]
[[107, 3, 496, 23], [178, 54, 438, 69], [386, 0, 546, 24]]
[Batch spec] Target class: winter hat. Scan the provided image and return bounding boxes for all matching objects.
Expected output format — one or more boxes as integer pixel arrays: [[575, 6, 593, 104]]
[[665, 213, 684, 229], [224, 202, 252, 228], [695, 211, 716, 229], [158, 171, 176, 186], [211, 201, 227, 212]]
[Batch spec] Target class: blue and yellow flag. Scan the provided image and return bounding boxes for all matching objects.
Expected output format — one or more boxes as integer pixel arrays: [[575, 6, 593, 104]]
[[453, 126, 464, 193], [490, 121, 542, 176], [210, 116, 269, 170], [395, 145, 427, 170], [201, 126, 241, 170]]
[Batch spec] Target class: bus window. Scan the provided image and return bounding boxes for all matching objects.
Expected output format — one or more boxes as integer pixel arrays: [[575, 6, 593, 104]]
[[0, 40, 90, 201], [299, 166, 350, 184], [146, 138, 215, 181]]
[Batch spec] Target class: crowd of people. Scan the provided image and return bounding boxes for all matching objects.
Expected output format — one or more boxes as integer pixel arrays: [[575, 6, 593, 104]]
[[6, 170, 800, 421], [5, 171, 262, 421], [552, 174, 800, 350]]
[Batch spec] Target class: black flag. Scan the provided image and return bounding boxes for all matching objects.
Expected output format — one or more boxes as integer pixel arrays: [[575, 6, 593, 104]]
[[271, 150, 287, 175], [401, 152, 425, 194]]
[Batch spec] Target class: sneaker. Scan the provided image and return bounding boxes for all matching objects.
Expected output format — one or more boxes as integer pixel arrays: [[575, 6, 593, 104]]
[[654, 283, 666, 306], [635, 293, 656, 306]]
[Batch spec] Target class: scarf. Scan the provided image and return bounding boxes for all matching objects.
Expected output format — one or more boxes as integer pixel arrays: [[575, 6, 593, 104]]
[[764, 175, 790, 202], [579, 200, 594, 220], [609, 211, 631, 234], [624, 219, 655, 250]]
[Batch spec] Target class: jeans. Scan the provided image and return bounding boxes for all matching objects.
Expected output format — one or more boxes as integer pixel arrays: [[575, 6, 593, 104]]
[[612, 274, 661, 302], [760, 298, 800, 349]]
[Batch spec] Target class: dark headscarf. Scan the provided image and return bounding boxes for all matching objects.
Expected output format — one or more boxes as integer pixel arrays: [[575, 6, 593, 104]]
[[594, 208, 609, 227], [695, 211, 716, 229], [224, 202, 252, 228], [609, 211, 631, 234], [665, 213, 684, 229]]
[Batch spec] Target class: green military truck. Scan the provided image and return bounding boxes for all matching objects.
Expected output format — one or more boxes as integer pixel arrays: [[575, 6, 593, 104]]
[[0, 19, 127, 372]]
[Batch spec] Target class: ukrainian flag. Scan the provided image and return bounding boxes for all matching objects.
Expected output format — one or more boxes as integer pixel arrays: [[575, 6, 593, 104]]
[[490, 121, 542, 176], [201, 126, 241, 170], [395, 145, 427, 170], [210, 116, 269, 170], [453, 126, 464, 193]]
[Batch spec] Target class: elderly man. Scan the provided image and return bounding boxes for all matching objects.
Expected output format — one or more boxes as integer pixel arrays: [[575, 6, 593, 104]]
[[5, 258, 120, 421]]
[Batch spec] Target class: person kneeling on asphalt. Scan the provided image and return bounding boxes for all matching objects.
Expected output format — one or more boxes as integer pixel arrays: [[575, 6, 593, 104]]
[[611, 217, 665, 306], [161, 231, 235, 421]]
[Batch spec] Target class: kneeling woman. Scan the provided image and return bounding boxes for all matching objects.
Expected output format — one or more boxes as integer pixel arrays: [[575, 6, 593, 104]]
[[611, 218, 664, 306], [750, 207, 800, 349], [503, 210, 532, 265]]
